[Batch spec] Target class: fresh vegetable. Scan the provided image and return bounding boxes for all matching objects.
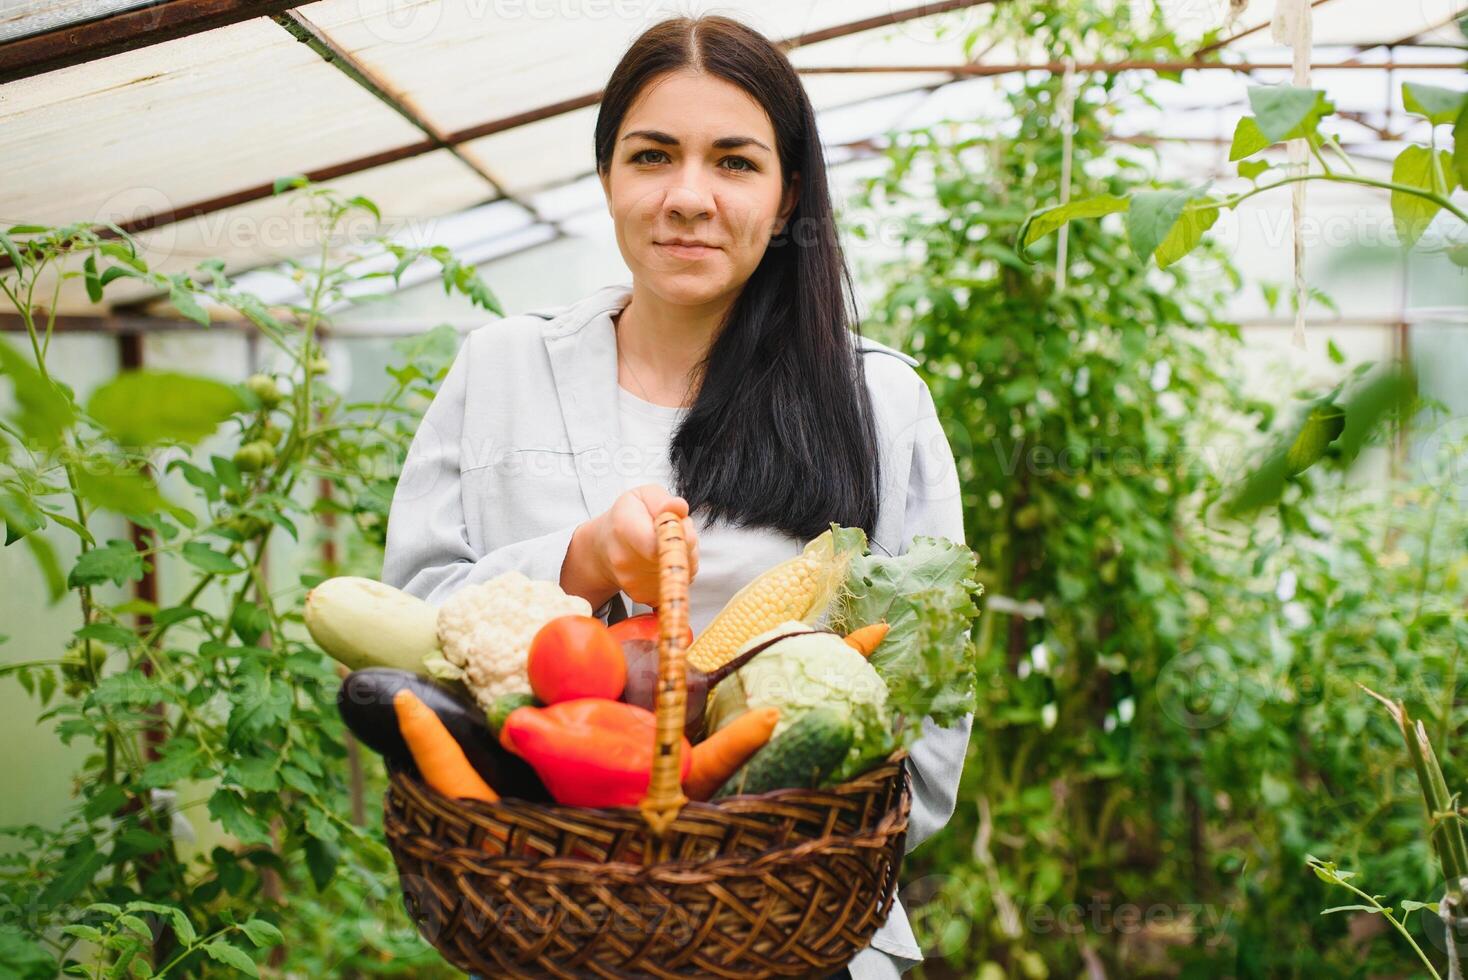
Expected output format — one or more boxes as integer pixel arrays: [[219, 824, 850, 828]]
[[704, 621, 893, 784], [305, 576, 440, 672], [609, 611, 692, 648], [336, 669, 551, 802], [619, 623, 809, 740], [684, 524, 866, 675], [712, 707, 853, 798], [527, 615, 626, 703], [829, 533, 983, 734], [433, 570, 593, 713], [394, 689, 499, 803], [499, 698, 692, 808], [843, 622, 890, 658], [685, 706, 780, 801], [486, 691, 537, 736]]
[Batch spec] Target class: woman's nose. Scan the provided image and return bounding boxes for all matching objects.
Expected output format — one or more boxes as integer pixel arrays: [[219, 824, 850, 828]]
[[663, 182, 713, 222]]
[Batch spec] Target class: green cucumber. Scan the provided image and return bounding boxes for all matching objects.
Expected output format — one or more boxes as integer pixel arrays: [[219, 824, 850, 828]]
[[713, 707, 854, 798]]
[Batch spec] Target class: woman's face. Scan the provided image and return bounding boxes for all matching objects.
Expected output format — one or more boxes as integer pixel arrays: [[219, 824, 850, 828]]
[[600, 69, 800, 308]]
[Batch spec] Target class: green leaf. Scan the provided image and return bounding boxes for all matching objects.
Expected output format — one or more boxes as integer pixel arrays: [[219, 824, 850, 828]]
[[239, 918, 284, 949], [1229, 117, 1271, 161], [272, 174, 309, 195], [82, 254, 102, 303], [74, 466, 179, 519], [88, 371, 244, 446], [1455, 100, 1468, 187], [83, 783, 129, 820], [1391, 145, 1458, 248], [1238, 159, 1270, 181], [137, 737, 204, 788], [40, 839, 108, 907], [24, 532, 66, 602], [181, 541, 245, 575], [0, 491, 45, 545], [1326, 339, 1345, 364], [1248, 85, 1333, 143], [202, 940, 259, 976], [0, 232, 24, 272], [1284, 405, 1346, 474], [1154, 199, 1221, 268], [68, 540, 146, 588], [346, 195, 381, 221], [207, 790, 272, 846], [1332, 365, 1416, 465], [1403, 82, 1467, 125], [168, 280, 209, 327], [1016, 195, 1129, 257], [0, 338, 76, 448], [303, 835, 339, 891], [1127, 189, 1194, 264], [225, 755, 280, 793], [111, 828, 167, 862], [0, 925, 59, 979], [230, 601, 270, 645]]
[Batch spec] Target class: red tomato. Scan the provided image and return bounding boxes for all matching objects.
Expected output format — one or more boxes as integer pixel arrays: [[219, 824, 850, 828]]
[[527, 615, 626, 703], [608, 612, 694, 648]]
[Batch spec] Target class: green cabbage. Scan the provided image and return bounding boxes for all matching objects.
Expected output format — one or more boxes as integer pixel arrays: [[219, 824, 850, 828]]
[[704, 621, 895, 784]]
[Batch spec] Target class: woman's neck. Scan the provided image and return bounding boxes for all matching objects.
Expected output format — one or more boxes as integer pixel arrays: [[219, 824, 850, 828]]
[[612, 285, 730, 406]]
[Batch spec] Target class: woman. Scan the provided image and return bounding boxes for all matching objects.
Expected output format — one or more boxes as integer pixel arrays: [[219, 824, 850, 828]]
[[382, 15, 972, 979]]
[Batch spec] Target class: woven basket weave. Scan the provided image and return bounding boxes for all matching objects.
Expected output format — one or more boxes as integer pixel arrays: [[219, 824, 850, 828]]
[[383, 510, 912, 978]]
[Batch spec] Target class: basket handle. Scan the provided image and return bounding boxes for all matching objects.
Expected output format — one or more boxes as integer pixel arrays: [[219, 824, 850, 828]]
[[636, 508, 692, 838]]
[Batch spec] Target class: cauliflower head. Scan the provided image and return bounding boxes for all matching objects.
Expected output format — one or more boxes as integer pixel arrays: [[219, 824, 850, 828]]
[[434, 570, 592, 710]]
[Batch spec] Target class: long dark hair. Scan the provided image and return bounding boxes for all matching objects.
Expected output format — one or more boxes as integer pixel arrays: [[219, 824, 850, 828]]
[[594, 14, 883, 542]]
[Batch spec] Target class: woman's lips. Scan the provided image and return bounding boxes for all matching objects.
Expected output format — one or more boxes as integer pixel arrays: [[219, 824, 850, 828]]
[[657, 242, 718, 259]]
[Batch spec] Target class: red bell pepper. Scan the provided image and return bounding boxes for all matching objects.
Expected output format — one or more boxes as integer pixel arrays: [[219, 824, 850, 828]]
[[500, 698, 692, 808]]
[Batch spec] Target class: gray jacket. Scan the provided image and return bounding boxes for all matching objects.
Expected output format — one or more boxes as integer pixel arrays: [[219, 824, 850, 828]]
[[381, 282, 973, 978]]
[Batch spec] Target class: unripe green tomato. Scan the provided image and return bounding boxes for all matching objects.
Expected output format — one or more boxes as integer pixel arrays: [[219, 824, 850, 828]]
[[233, 440, 275, 472], [245, 373, 283, 408], [307, 357, 330, 377], [224, 515, 268, 539], [61, 641, 106, 695], [260, 421, 285, 445]]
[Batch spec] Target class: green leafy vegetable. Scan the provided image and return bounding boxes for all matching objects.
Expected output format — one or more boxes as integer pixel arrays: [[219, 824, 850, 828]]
[[829, 534, 982, 735]]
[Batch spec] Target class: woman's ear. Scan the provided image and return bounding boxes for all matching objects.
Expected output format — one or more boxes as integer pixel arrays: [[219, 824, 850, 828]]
[[599, 168, 612, 214], [775, 171, 800, 236]]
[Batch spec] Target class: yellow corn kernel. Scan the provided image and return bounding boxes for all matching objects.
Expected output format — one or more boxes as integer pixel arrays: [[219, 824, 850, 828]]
[[686, 527, 856, 674]]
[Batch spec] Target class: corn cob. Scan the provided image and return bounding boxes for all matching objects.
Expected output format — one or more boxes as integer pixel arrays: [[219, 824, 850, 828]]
[[685, 525, 864, 675]]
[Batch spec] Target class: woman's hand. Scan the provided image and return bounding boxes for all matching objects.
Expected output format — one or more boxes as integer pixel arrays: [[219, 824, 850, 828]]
[[591, 485, 701, 607], [560, 485, 700, 610]]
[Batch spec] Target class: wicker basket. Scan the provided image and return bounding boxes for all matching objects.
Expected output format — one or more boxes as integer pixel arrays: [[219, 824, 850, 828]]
[[383, 510, 912, 978]]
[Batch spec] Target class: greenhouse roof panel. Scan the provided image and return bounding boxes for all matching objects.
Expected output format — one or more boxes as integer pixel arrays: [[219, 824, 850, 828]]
[[0, 18, 433, 230]]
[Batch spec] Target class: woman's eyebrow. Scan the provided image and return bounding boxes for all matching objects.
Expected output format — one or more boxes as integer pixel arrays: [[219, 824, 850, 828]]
[[621, 129, 772, 153]]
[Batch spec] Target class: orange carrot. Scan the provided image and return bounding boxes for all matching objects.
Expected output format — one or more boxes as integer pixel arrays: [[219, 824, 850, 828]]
[[684, 707, 780, 801], [843, 622, 890, 658], [394, 689, 500, 804]]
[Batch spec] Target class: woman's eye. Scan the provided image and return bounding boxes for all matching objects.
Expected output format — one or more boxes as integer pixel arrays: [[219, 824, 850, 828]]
[[722, 156, 756, 173], [631, 149, 668, 164], [628, 149, 756, 173]]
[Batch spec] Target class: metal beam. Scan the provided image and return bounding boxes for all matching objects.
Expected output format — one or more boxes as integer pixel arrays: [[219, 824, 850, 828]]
[[0, 0, 323, 84]]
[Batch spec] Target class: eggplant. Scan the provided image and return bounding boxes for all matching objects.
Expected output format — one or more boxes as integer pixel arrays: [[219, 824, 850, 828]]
[[620, 627, 833, 740], [336, 668, 552, 803]]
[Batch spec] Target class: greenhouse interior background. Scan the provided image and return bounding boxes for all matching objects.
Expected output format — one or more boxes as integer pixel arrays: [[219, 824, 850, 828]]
[[2, 0, 1466, 976]]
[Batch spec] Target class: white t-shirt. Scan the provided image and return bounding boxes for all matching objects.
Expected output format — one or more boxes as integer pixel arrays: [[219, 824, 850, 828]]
[[615, 383, 806, 636]]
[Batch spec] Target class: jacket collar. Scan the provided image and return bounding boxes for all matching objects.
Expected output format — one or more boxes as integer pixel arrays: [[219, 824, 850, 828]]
[[540, 282, 636, 520]]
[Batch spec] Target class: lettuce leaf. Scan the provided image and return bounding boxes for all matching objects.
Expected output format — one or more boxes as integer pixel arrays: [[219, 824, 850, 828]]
[[829, 534, 982, 738]]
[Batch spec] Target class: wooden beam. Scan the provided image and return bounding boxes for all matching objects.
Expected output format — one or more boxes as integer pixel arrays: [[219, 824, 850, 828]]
[[0, 0, 324, 84]]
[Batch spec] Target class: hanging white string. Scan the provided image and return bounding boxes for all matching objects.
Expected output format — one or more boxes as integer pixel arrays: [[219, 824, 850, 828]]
[[1271, 0, 1313, 349], [1055, 55, 1078, 292]]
